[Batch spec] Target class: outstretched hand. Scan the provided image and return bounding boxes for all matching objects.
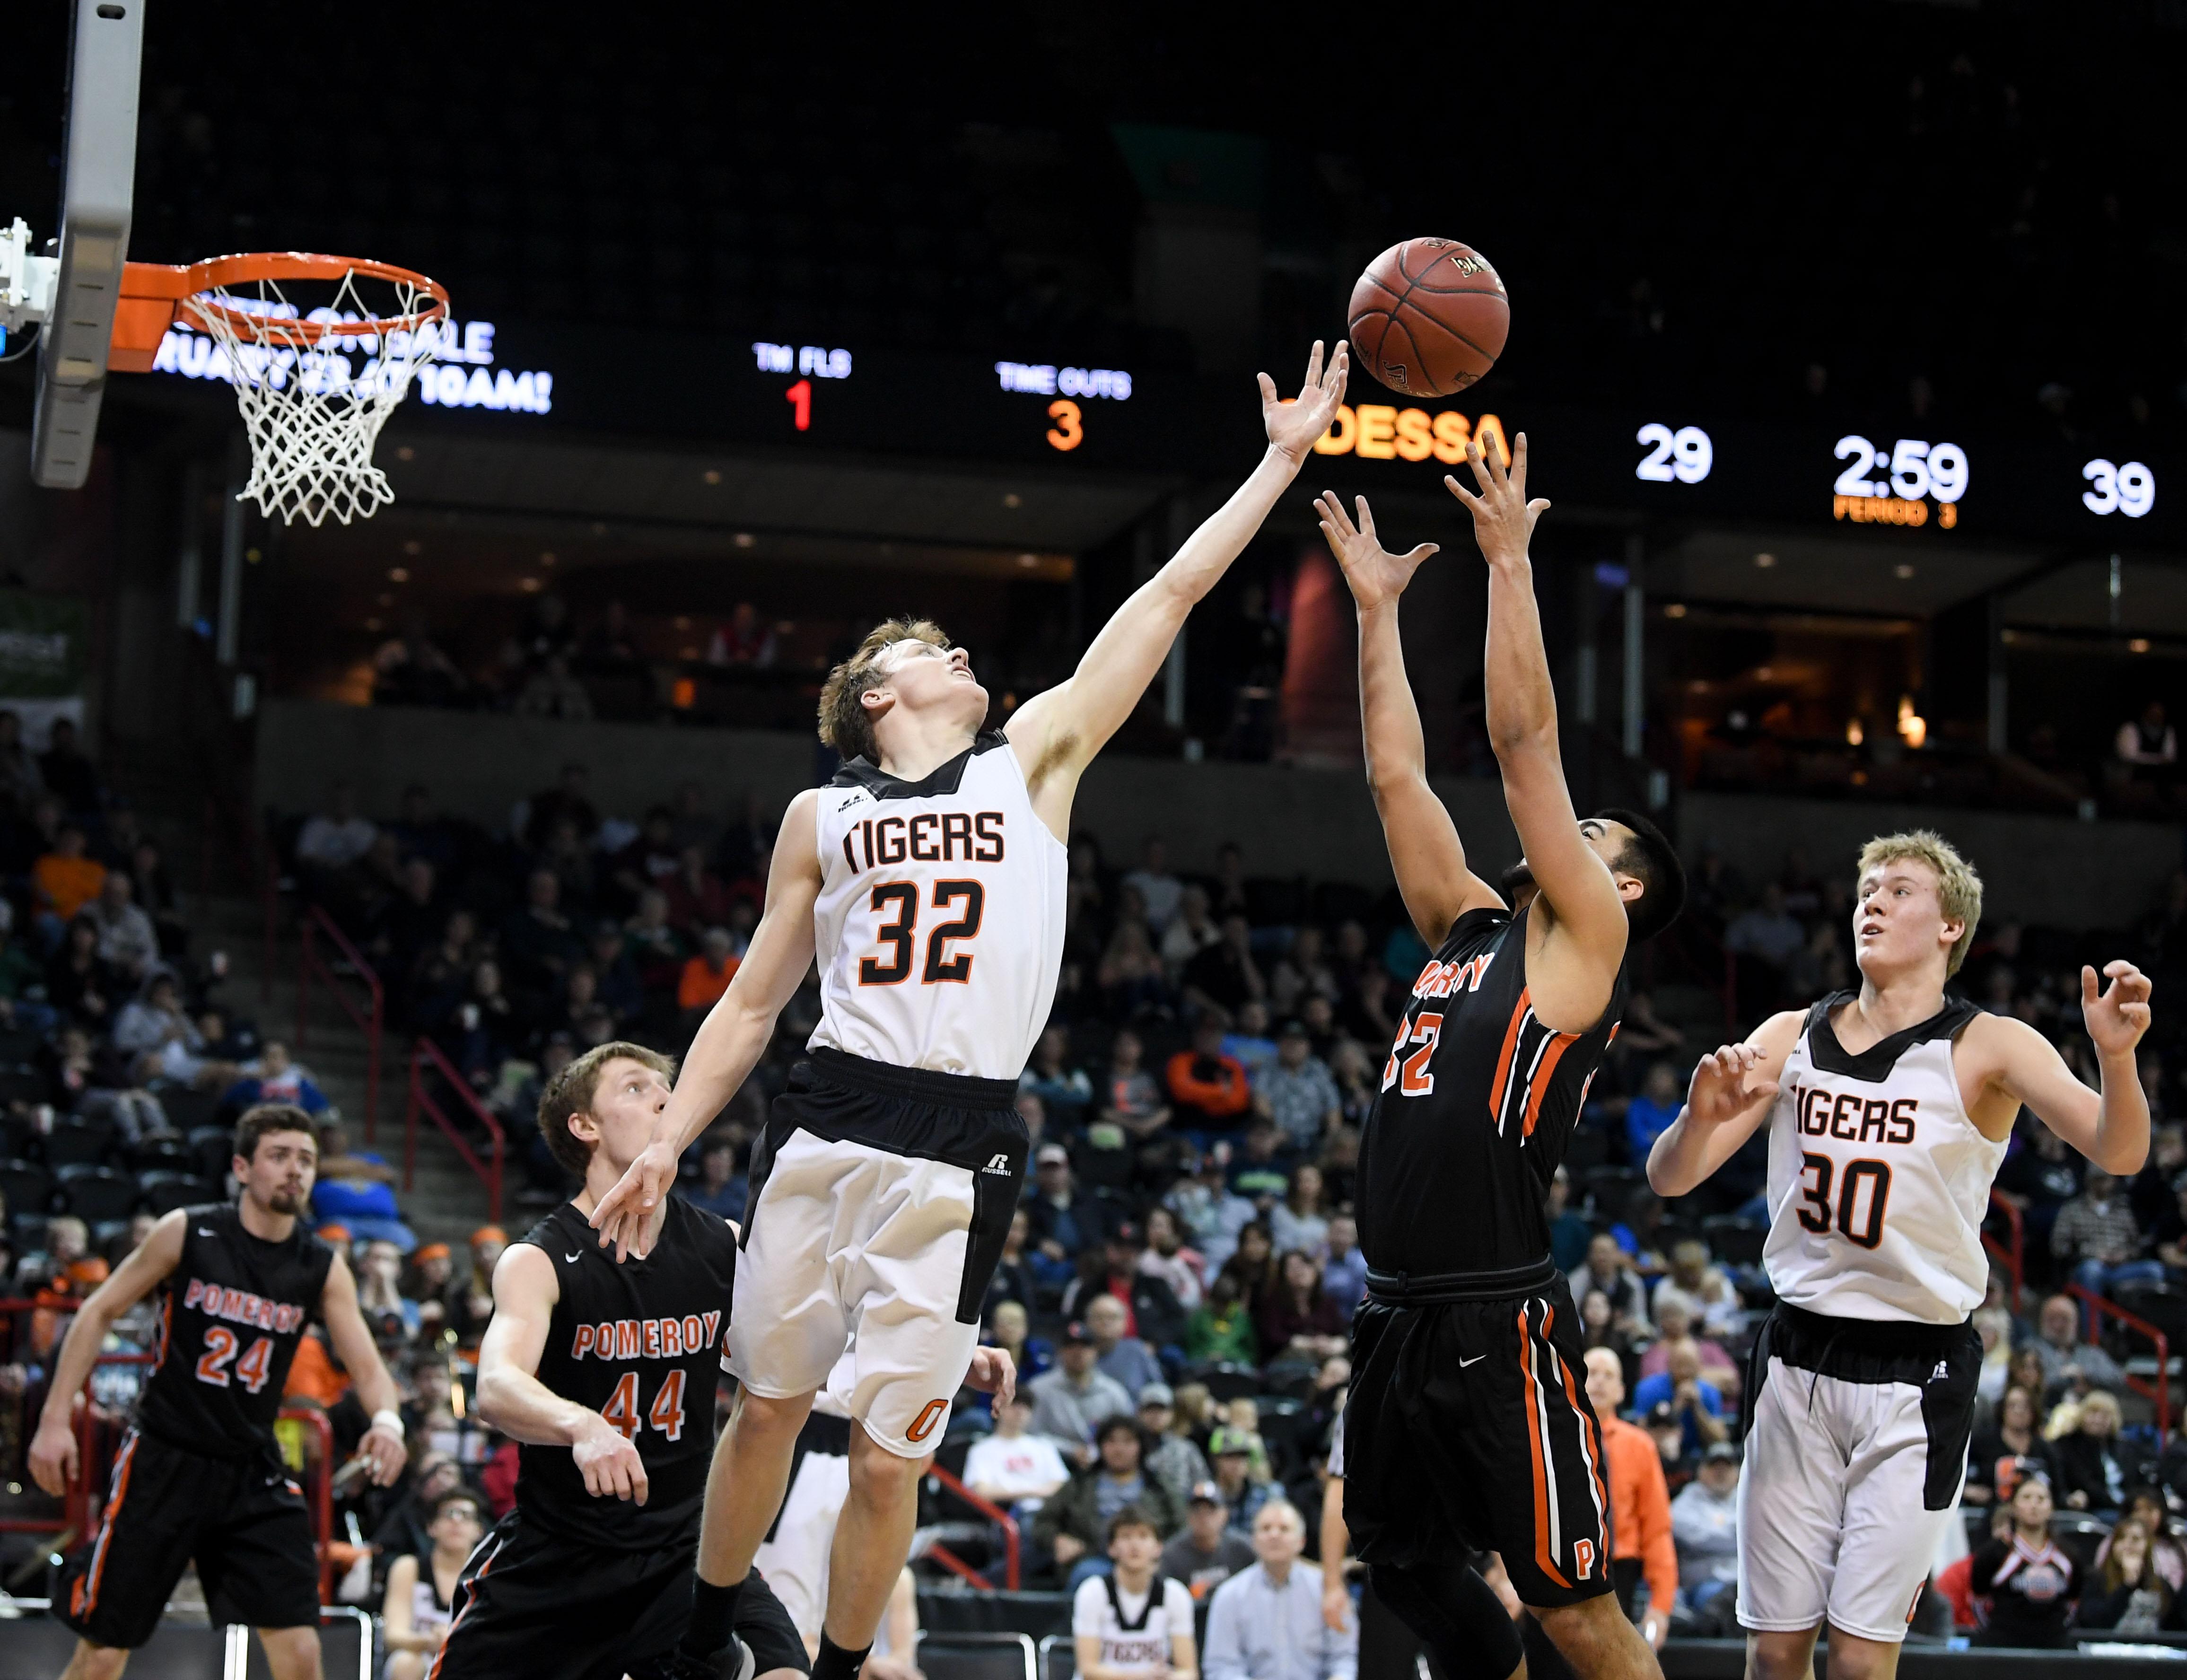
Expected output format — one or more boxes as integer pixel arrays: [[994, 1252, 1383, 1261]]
[[2083, 960, 2154, 1057], [1314, 493, 1438, 612], [1686, 1042, 1779, 1126], [1445, 431, 1548, 567], [1262, 340, 1350, 464]]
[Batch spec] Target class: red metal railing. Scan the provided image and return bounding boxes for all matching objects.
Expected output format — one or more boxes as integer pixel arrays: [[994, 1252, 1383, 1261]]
[[2067, 1282, 2173, 1448], [0, 1318, 148, 1541], [0, 1319, 332, 1593], [281, 1404, 338, 1601], [922, 1461, 1022, 1591], [406, 1036, 506, 1223], [297, 904, 385, 1141], [1984, 1190, 2026, 1312]]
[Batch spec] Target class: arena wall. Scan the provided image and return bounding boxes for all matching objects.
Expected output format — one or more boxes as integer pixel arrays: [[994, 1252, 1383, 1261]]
[[254, 701, 2177, 930]]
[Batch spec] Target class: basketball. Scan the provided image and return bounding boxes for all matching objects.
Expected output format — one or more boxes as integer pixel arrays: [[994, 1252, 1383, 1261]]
[[1347, 237, 1510, 398]]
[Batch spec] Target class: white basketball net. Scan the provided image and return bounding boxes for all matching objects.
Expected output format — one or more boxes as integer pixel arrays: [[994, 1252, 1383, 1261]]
[[184, 268, 443, 527]]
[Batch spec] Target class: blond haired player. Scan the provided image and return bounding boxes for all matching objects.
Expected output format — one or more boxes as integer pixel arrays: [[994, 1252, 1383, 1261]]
[[587, 341, 1352, 1680], [1649, 831, 2153, 1680]]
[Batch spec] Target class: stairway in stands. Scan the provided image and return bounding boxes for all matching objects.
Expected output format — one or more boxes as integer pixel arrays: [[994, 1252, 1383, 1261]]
[[204, 892, 496, 1251], [101, 732, 499, 1251]]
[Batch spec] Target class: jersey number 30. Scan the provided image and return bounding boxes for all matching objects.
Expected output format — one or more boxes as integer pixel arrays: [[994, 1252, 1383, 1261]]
[[858, 880, 984, 986], [602, 1369, 688, 1442], [1796, 1153, 1891, 1249]]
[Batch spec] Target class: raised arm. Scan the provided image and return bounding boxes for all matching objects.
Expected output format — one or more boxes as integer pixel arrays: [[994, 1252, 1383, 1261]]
[[473, 1243, 649, 1503], [1978, 962, 2152, 1175], [591, 792, 822, 1260], [318, 1250, 410, 1485], [1646, 1012, 1803, 1198], [28, 1209, 186, 1495], [1316, 493, 1502, 946], [1006, 342, 1349, 830], [1450, 437, 1630, 1026]]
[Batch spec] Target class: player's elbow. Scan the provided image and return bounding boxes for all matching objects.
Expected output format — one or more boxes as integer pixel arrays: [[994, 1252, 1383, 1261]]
[[1489, 721, 1558, 762], [472, 1366, 518, 1431], [2096, 1134, 2150, 1177]]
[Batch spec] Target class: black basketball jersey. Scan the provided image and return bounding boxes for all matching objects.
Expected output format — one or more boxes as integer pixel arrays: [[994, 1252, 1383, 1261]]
[[512, 1195, 737, 1550], [135, 1203, 335, 1457], [1357, 903, 1627, 1278]]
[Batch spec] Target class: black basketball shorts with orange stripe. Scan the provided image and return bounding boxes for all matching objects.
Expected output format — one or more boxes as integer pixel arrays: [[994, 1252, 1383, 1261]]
[[1343, 1260, 1615, 1610], [52, 1426, 323, 1649]]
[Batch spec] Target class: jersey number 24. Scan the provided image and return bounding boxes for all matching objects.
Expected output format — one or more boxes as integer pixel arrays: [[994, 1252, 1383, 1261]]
[[195, 1327, 275, 1392]]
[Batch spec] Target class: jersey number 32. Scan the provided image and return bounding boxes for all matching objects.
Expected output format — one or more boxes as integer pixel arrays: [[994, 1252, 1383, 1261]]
[[858, 881, 984, 986]]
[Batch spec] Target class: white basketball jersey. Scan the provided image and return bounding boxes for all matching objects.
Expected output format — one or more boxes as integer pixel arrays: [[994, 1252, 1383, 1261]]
[[809, 731, 1067, 1079], [1761, 992, 2006, 1324], [1072, 1575, 1194, 1679]]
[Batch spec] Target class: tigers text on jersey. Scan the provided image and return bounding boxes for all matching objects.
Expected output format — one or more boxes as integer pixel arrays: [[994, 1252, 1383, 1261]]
[[1762, 991, 2005, 1324], [1357, 903, 1626, 1277], [136, 1203, 333, 1456], [511, 1196, 738, 1549], [1072, 1574, 1193, 1678], [812, 731, 1067, 1079]]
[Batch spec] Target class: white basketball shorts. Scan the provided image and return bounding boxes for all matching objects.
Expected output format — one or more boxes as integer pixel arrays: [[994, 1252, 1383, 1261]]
[[1737, 1303, 1981, 1644], [727, 1049, 1026, 1458]]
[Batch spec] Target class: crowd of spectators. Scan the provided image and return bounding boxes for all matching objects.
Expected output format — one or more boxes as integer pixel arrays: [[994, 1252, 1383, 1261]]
[[270, 768, 2187, 1647], [25, 729, 2187, 1658]]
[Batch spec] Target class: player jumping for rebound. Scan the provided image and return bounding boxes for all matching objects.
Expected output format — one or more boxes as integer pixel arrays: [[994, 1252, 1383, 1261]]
[[588, 341, 1353, 1680], [1648, 833, 2152, 1680], [437, 1042, 810, 1680], [1314, 438, 1684, 1680], [29, 1105, 410, 1680]]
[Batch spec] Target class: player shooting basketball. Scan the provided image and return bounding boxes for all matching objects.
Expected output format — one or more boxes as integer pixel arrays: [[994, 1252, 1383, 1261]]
[[1314, 437, 1684, 1680], [586, 341, 1350, 1680]]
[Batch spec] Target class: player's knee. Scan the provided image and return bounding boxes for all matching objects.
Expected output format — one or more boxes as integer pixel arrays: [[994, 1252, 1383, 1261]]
[[63, 1643, 130, 1680], [735, 1388, 815, 1439], [1745, 1629, 1822, 1680], [1811, 1636, 1896, 1680], [848, 1435, 924, 1495], [254, 1624, 322, 1680], [1531, 1592, 1633, 1655]]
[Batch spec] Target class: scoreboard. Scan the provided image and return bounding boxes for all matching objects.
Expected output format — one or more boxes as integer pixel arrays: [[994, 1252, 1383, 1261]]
[[138, 310, 2185, 549]]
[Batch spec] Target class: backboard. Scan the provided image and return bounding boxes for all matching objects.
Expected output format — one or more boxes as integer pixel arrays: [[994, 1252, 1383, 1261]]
[[29, 0, 144, 490]]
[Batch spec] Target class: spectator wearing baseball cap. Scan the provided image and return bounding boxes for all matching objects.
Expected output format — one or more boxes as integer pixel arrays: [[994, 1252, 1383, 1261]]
[[1028, 1319, 1136, 1468], [1027, 1142, 1104, 1297], [1163, 1479, 1258, 1601], [1208, 1426, 1273, 1537], [1163, 1143, 1257, 1275], [1138, 1381, 1213, 1503], [1670, 1442, 1742, 1615]]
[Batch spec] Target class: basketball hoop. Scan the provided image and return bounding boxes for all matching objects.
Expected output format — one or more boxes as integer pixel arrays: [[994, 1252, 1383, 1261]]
[[109, 253, 450, 526]]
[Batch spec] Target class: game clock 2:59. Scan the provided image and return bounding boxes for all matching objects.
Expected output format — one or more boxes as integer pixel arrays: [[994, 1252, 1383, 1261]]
[[1832, 435, 1967, 528]]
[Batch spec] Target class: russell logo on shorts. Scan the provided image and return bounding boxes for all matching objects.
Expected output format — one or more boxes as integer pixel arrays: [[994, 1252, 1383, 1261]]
[[982, 1154, 1013, 1174]]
